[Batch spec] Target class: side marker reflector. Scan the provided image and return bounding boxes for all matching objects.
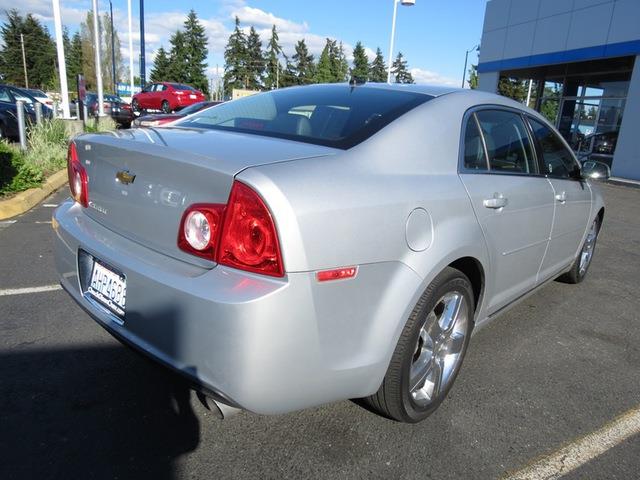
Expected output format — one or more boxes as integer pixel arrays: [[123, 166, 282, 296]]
[[316, 266, 358, 282]]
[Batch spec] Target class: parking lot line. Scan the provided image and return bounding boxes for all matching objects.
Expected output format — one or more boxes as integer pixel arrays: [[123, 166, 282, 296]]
[[0, 285, 62, 297], [504, 404, 640, 479]]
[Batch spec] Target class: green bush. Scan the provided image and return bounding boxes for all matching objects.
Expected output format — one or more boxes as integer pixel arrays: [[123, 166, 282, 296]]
[[0, 141, 44, 195], [1, 116, 117, 196]]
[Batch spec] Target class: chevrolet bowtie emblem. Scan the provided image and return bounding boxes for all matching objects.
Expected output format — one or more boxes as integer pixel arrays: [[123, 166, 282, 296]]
[[116, 170, 136, 185]]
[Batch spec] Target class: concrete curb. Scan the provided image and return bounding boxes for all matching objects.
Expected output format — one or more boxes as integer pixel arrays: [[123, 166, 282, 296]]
[[0, 169, 67, 220]]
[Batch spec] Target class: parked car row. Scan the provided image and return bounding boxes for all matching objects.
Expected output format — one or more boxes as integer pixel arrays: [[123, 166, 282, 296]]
[[0, 84, 53, 140], [0, 81, 209, 137]]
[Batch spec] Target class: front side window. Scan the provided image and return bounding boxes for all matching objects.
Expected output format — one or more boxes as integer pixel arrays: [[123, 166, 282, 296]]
[[475, 110, 538, 174], [528, 117, 580, 179]]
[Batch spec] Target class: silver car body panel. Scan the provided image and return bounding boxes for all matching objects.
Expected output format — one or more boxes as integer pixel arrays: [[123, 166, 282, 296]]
[[54, 85, 604, 414]]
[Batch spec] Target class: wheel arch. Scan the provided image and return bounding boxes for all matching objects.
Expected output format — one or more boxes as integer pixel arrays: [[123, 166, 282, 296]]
[[448, 256, 485, 314]]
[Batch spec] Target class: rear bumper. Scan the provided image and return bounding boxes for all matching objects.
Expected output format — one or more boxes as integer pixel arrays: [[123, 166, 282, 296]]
[[53, 200, 423, 414]]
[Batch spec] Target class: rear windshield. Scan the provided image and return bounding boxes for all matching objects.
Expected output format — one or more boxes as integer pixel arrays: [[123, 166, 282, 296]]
[[171, 84, 195, 91], [174, 85, 432, 149]]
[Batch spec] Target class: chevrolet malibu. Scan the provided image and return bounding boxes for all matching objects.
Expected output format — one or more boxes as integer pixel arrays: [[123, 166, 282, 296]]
[[54, 84, 605, 423]]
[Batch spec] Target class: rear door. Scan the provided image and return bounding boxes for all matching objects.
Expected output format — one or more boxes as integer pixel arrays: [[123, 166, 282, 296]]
[[137, 84, 155, 109], [528, 117, 592, 280], [459, 108, 555, 314]]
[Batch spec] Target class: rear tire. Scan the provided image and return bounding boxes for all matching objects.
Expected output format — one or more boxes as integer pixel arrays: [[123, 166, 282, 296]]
[[558, 216, 601, 284], [132, 99, 140, 113], [161, 100, 171, 113], [363, 267, 474, 423]]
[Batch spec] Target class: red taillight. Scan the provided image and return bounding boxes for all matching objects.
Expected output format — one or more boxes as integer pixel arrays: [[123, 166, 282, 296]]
[[67, 142, 88, 207], [122, 104, 131, 110], [177, 181, 284, 277], [218, 182, 283, 277]]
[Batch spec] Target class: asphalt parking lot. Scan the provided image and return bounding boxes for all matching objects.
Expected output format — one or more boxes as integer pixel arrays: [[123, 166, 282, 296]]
[[1, 182, 639, 480]]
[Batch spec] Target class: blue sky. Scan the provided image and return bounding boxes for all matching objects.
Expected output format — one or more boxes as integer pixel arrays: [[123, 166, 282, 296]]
[[2, 0, 487, 85]]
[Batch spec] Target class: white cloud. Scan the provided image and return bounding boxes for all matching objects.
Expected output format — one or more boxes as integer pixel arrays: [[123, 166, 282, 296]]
[[410, 68, 459, 87], [0, 1, 453, 86], [233, 6, 308, 33]]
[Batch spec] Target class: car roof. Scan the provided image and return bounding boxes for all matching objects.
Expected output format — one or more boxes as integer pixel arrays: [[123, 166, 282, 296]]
[[359, 82, 461, 97]]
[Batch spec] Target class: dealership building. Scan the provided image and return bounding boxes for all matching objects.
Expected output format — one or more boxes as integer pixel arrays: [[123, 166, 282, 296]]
[[477, 0, 640, 181]]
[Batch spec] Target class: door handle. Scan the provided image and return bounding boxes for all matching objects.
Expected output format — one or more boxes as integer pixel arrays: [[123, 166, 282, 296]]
[[555, 191, 567, 203], [483, 194, 508, 209]]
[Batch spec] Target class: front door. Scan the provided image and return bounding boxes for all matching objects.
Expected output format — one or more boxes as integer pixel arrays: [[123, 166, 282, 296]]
[[460, 109, 555, 314], [528, 117, 592, 280]]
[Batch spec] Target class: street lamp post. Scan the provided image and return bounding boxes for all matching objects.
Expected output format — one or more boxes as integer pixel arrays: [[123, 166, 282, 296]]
[[461, 44, 479, 88], [139, 0, 146, 88], [127, 0, 134, 97], [109, 0, 117, 94], [92, 0, 105, 116], [387, 0, 415, 84]]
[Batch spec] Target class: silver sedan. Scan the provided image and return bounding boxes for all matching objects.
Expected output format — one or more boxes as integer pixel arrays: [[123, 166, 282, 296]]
[[54, 83, 605, 423]]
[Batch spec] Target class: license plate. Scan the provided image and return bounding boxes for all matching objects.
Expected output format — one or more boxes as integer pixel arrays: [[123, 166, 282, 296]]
[[189, 94, 196, 99], [87, 259, 126, 317]]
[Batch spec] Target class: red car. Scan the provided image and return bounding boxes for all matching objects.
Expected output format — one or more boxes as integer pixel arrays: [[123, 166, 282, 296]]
[[131, 82, 205, 113]]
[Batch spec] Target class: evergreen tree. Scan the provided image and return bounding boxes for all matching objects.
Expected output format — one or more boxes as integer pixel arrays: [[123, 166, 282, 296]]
[[467, 64, 478, 89], [0, 10, 56, 88], [182, 10, 208, 93], [391, 52, 414, 84], [291, 39, 314, 85], [150, 46, 170, 82], [314, 39, 334, 84], [167, 30, 188, 83], [332, 41, 349, 82], [350, 41, 369, 81], [264, 25, 284, 90], [223, 16, 248, 95], [369, 47, 386, 83], [245, 26, 264, 90], [498, 76, 527, 102]]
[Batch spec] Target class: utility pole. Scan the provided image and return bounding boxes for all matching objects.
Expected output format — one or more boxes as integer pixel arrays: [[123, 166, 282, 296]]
[[20, 34, 28, 88], [52, 0, 70, 118], [92, 0, 105, 116], [127, 0, 134, 97], [110, 0, 117, 94], [139, 0, 146, 88]]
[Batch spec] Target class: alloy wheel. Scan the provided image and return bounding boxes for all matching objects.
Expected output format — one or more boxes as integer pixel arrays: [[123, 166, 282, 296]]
[[579, 219, 598, 275], [409, 291, 470, 407]]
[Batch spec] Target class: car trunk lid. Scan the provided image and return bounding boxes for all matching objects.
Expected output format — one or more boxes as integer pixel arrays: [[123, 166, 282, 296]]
[[75, 127, 336, 267]]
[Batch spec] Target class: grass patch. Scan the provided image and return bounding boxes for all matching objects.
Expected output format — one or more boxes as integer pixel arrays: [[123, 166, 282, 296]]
[[0, 117, 116, 196]]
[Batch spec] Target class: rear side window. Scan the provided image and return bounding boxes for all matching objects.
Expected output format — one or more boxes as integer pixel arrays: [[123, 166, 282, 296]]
[[463, 114, 488, 170], [175, 85, 432, 149], [475, 110, 538, 174], [528, 117, 580, 179], [0, 87, 10, 102]]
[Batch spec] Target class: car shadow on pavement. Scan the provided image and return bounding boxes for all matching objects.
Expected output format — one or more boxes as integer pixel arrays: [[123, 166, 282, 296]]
[[0, 343, 201, 480]]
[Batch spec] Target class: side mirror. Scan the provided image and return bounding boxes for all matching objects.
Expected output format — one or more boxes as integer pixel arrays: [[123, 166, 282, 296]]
[[582, 160, 611, 181]]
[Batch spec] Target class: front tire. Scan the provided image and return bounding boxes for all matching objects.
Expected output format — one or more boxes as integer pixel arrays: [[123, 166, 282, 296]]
[[363, 267, 474, 423], [558, 216, 601, 284], [131, 99, 140, 113]]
